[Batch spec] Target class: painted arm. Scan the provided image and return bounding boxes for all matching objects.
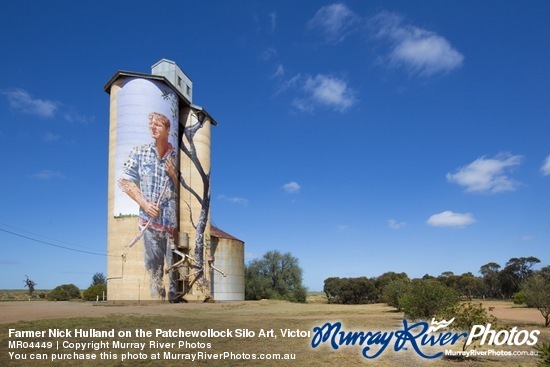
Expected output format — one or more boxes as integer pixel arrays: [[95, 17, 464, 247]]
[[165, 155, 178, 186], [118, 179, 159, 218]]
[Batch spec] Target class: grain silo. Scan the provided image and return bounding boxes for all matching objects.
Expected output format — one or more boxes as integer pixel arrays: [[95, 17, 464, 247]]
[[210, 226, 245, 301], [104, 59, 244, 302]]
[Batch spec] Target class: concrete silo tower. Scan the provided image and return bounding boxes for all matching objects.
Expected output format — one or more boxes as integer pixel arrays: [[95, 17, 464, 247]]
[[104, 59, 244, 302]]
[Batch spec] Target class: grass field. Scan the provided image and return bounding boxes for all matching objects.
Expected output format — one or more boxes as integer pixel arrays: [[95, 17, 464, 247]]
[[1, 296, 548, 367], [0, 290, 48, 302]]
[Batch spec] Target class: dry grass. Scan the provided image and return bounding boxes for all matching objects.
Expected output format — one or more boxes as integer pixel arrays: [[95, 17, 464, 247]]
[[0, 298, 548, 367]]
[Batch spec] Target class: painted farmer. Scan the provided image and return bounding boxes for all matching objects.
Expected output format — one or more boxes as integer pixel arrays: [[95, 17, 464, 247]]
[[118, 112, 179, 300]]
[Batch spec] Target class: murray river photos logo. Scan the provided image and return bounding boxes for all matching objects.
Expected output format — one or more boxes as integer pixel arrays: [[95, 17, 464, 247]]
[[310, 318, 540, 360]]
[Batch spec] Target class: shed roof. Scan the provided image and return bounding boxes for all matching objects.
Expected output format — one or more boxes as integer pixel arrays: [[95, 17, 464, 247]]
[[211, 225, 243, 243]]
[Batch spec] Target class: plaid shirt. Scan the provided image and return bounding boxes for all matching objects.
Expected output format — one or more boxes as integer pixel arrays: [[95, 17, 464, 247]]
[[122, 142, 177, 231]]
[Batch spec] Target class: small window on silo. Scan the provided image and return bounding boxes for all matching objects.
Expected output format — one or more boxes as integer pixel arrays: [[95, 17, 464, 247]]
[[177, 76, 182, 87], [186, 85, 191, 96]]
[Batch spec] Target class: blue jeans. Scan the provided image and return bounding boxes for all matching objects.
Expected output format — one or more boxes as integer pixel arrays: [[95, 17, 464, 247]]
[[143, 228, 177, 300]]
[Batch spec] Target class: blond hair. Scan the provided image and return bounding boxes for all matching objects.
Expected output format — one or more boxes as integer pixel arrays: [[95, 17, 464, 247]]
[[149, 112, 170, 129]]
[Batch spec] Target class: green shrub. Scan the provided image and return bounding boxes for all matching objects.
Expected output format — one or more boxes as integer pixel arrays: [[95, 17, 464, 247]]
[[399, 280, 460, 320], [513, 291, 527, 305], [438, 302, 498, 351], [534, 342, 550, 367], [324, 277, 378, 304], [47, 284, 81, 301], [245, 251, 307, 303], [47, 288, 71, 301], [521, 274, 550, 326], [382, 279, 411, 311], [82, 284, 107, 301]]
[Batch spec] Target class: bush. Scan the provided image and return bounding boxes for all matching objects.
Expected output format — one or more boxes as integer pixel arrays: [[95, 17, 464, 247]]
[[399, 280, 460, 320], [437, 302, 498, 351], [534, 342, 550, 367], [47, 288, 71, 301], [374, 272, 409, 302], [324, 277, 378, 304], [382, 279, 411, 311], [245, 251, 307, 303], [82, 284, 107, 301], [513, 291, 527, 305], [47, 284, 81, 301], [91, 272, 107, 286], [521, 274, 550, 326]]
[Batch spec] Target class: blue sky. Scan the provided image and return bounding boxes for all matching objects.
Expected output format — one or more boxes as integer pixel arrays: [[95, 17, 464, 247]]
[[1, 1, 548, 291]]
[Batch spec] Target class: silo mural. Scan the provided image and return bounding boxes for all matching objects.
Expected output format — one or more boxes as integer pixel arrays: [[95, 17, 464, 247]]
[[112, 77, 180, 301], [105, 60, 244, 302]]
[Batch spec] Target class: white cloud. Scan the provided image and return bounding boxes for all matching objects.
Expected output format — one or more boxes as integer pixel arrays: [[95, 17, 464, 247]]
[[308, 3, 359, 43], [541, 154, 550, 176], [269, 12, 277, 33], [43, 132, 60, 142], [62, 109, 94, 125], [2, 88, 93, 124], [427, 211, 475, 228], [447, 153, 523, 194], [2, 89, 58, 117], [336, 224, 351, 232], [261, 47, 277, 61], [293, 74, 356, 113], [33, 169, 65, 180], [218, 194, 248, 205], [273, 64, 285, 78], [282, 181, 301, 194], [388, 219, 406, 230], [370, 12, 464, 76]]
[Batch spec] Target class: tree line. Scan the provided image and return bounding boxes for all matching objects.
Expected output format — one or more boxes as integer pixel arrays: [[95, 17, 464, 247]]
[[323, 256, 550, 327], [23, 272, 107, 301], [324, 256, 543, 304]]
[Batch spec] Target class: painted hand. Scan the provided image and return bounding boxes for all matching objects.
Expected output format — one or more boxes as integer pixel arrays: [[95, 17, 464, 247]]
[[144, 202, 160, 218]]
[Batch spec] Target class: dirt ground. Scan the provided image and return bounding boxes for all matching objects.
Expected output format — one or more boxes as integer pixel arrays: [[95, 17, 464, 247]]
[[0, 300, 222, 324], [482, 300, 546, 325], [0, 299, 545, 325]]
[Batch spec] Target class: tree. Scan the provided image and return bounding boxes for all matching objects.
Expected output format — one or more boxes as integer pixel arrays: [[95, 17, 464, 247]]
[[82, 284, 107, 301], [382, 279, 411, 311], [500, 257, 540, 298], [507, 256, 541, 282], [520, 272, 550, 326], [480, 262, 501, 298], [374, 272, 409, 302], [91, 272, 106, 286], [47, 284, 81, 301], [47, 288, 71, 301], [323, 277, 341, 303], [245, 251, 307, 303], [323, 277, 377, 304], [399, 280, 460, 320], [437, 302, 498, 351], [23, 275, 37, 296], [83, 273, 107, 301], [456, 272, 483, 300], [178, 109, 212, 296]]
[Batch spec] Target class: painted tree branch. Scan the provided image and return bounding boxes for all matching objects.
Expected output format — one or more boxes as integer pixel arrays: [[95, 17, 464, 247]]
[[177, 112, 212, 297]]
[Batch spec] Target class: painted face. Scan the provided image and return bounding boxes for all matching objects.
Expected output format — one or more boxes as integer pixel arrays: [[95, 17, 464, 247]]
[[149, 119, 169, 141]]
